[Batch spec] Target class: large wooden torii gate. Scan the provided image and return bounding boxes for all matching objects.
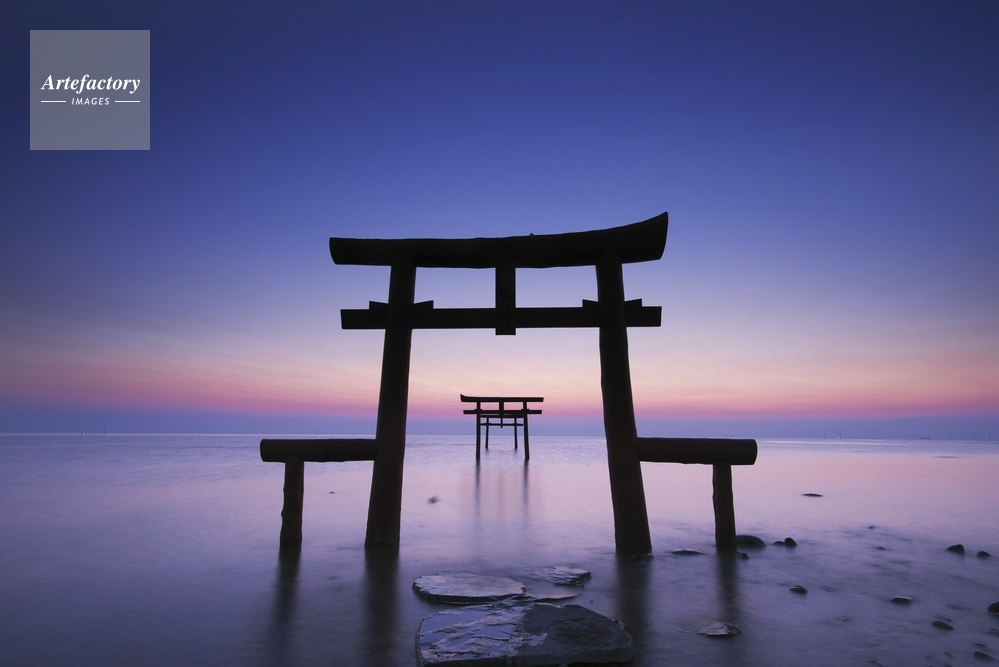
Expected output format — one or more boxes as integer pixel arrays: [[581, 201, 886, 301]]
[[261, 211, 757, 553]]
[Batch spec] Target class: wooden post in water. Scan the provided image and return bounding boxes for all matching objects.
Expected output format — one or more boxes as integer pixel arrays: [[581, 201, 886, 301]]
[[475, 411, 482, 460], [279, 459, 305, 548], [523, 412, 530, 461], [712, 464, 737, 551], [365, 262, 416, 549], [596, 251, 652, 554], [513, 422, 518, 450]]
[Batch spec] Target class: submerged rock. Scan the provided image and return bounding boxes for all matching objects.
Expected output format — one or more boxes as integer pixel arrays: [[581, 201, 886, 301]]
[[736, 552, 749, 560], [932, 617, 954, 630], [947, 544, 966, 554], [973, 649, 995, 660], [986, 628, 999, 637], [890, 596, 913, 605], [416, 600, 633, 666], [525, 566, 591, 587], [979, 551, 992, 558], [672, 549, 704, 556], [803, 493, 823, 497], [697, 622, 742, 637], [414, 572, 525, 605], [784, 537, 798, 547], [736, 535, 766, 548], [790, 585, 807, 594], [988, 601, 999, 614]]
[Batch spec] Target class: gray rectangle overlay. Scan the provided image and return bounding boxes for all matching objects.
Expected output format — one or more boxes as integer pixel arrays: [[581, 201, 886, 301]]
[[30, 30, 150, 150]]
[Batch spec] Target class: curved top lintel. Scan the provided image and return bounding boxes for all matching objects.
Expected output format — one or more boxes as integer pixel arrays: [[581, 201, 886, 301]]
[[330, 211, 668, 268]]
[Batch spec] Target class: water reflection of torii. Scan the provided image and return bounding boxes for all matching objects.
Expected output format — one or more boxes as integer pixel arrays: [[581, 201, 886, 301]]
[[261, 212, 757, 554]]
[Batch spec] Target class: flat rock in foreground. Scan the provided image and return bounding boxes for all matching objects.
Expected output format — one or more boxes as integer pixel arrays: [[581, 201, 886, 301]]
[[525, 566, 592, 587], [416, 601, 633, 666], [414, 572, 526, 604]]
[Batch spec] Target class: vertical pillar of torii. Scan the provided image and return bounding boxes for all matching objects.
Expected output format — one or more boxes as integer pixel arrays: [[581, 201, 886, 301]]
[[596, 251, 652, 554], [364, 262, 416, 548]]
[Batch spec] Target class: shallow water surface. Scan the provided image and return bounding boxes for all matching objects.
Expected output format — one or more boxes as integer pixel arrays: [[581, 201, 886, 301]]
[[1, 434, 998, 665]]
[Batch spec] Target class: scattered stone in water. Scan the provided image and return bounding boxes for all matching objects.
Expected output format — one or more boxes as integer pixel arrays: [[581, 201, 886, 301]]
[[522, 590, 578, 602], [932, 617, 955, 630], [416, 600, 633, 666], [875, 546, 887, 550], [736, 535, 766, 548], [790, 585, 808, 594], [975, 642, 988, 648], [988, 601, 999, 614], [987, 628, 999, 637], [697, 622, 742, 637], [947, 544, 966, 554], [328, 491, 335, 494], [737, 552, 749, 560], [973, 649, 995, 661], [822, 586, 837, 592], [979, 551, 992, 558], [803, 493, 823, 497], [413, 572, 526, 604], [784, 537, 798, 547], [630, 553, 654, 563], [525, 566, 592, 587], [773, 540, 785, 546], [428, 495, 440, 504], [868, 525, 877, 529], [890, 596, 913, 605], [672, 549, 704, 556]]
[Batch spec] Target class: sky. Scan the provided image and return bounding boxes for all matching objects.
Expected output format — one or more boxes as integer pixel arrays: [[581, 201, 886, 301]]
[[2, 1, 997, 437]]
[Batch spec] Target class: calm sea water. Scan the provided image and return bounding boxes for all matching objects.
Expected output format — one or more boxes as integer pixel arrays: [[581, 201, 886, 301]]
[[2, 433, 998, 666]]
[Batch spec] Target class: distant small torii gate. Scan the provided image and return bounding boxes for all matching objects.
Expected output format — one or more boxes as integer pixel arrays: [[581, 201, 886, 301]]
[[261, 212, 757, 554], [461, 395, 543, 460]]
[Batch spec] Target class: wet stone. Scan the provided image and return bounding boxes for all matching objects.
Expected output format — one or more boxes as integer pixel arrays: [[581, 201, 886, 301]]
[[986, 629, 999, 637], [932, 617, 955, 630], [414, 572, 526, 605], [803, 493, 823, 497], [522, 590, 578, 603], [973, 649, 995, 661], [988, 601, 999, 614], [947, 544, 966, 554], [980, 551, 992, 558], [784, 537, 798, 547], [525, 566, 591, 587], [698, 622, 742, 638], [790, 585, 808, 594], [416, 600, 633, 666], [672, 549, 704, 556], [736, 535, 766, 548], [736, 552, 749, 560], [890, 596, 913, 605]]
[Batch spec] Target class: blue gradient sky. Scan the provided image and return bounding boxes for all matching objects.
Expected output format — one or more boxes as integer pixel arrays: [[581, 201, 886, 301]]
[[2, 2, 997, 436]]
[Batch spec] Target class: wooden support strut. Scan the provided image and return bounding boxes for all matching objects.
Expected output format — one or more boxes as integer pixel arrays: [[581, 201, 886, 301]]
[[279, 459, 304, 548], [634, 437, 757, 551]]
